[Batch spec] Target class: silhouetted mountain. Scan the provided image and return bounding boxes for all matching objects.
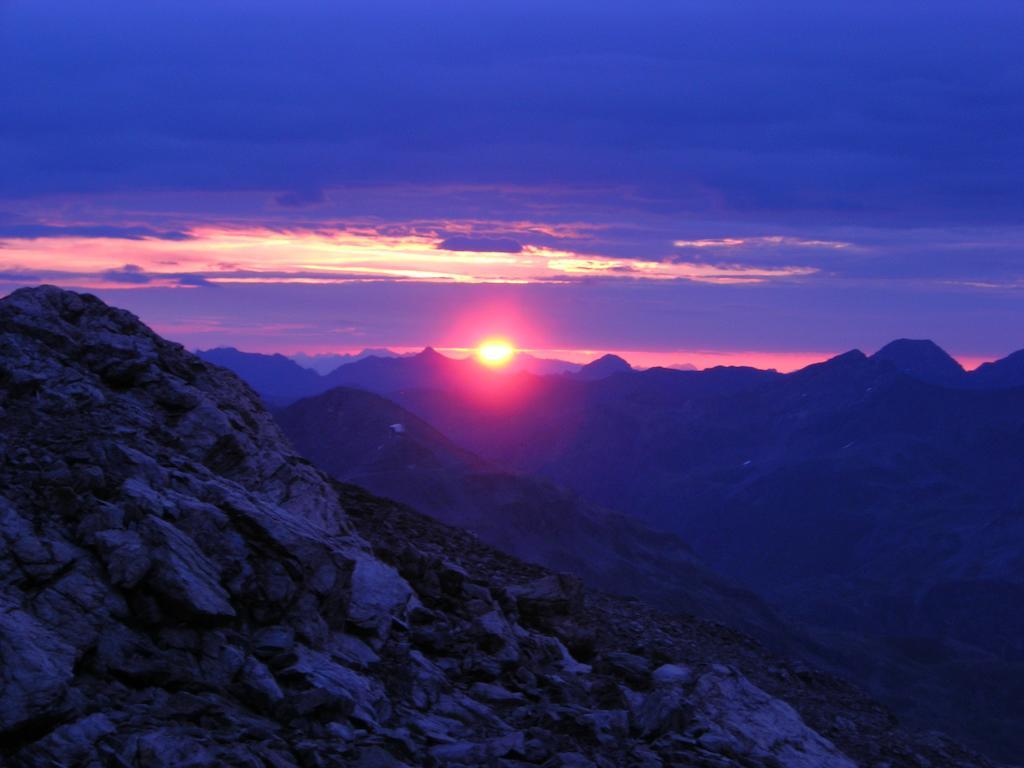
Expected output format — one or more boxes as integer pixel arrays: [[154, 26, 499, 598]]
[[3, 286, 988, 767], [508, 351, 581, 375], [394, 364, 782, 470], [870, 339, 966, 386], [970, 348, 1024, 388], [196, 346, 323, 403], [320, 346, 467, 393], [573, 353, 632, 381], [275, 387, 792, 646], [291, 348, 404, 374]]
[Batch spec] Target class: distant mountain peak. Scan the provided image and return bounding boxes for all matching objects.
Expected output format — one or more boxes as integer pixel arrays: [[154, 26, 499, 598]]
[[813, 349, 868, 370], [970, 347, 1024, 388], [575, 353, 632, 381], [871, 338, 965, 385]]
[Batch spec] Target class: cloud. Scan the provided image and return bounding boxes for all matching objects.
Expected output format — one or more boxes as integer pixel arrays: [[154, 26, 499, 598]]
[[275, 188, 326, 208], [176, 274, 217, 287], [2, 1, 1022, 231], [0, 226, 824, 288], [437, 236, 523, 253], [101, 264, 153, 284], [673, 236, 850, 250], [0, 224, 193, 241]]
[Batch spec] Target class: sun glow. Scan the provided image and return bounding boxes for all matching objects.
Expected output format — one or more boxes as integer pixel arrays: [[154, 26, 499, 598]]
[[477, 339, 516, 367]]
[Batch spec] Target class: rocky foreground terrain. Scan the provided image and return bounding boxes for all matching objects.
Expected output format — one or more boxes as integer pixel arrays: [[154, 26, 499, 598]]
[[0, 287, 998, 767]]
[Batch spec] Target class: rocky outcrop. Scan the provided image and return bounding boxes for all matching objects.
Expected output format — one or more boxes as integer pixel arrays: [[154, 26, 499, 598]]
[[0, 287, 996, 767]]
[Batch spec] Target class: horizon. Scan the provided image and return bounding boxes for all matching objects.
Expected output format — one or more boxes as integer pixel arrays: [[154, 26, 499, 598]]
[[198, 338, 999, 374]]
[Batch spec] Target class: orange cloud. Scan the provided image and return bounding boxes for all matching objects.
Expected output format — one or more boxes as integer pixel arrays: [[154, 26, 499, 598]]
[[1, 225, 818, 288]]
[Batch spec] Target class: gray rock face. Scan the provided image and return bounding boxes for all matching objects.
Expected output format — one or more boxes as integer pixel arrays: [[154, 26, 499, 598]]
[[0, 287, 995, 767]]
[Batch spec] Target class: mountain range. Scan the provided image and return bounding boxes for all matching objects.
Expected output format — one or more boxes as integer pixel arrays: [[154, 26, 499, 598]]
[[195, 347, 627, 406], [207, 334, 1024, 762], [0, 286, 994, 767], [274, 386, 789, 648]]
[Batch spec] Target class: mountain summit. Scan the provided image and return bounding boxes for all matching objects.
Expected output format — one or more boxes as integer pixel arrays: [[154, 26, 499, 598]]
[[870, 338, 965, 385], [573, 353, 632, 381]]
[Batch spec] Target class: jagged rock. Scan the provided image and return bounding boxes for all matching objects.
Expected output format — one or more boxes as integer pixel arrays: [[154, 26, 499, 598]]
[[429, 730, 526, 762], [0, 601, 76, 734], [633, 678, 691, 737], [595, 651, 651, 688], [347, 551, 417, 642], [509, 573, 584, 620], [234, 656, 284, 709], [251, 624, 295, 658], [468, 681, 525, 703], [475, 609, 522, 663], [139, 514, 236, 619], [686, 667, 858, 768], [12, 713, 117, 768], [92, 528, 152, 587]]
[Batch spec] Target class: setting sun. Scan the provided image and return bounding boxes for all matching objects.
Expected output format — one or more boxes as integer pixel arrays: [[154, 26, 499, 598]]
[[476, 339, 516, 367]]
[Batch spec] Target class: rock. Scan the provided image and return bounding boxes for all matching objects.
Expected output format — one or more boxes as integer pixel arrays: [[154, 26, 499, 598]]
[[652, 663, 693, 687], [509, 573, 584, 620], [475, 609, 521, 663], [278, 646, 388, 727], [468, 681, 526, 703], [235, 656, 284, 709], [633, 682, 691, 737], [347, 551, 416, 641], [686, 667, 857, 768], [551, 752, 598, 768], [0, 601, 76, 734], [93, 528, 152, 587], [140, 515, 236, 619], [252, 625, 295, 658], [576, 709, 630, 745], [330, 632, 380, 670], [429, 730, 526, 762], [595, 651, 651, 689], [13, 713, 117, 767]]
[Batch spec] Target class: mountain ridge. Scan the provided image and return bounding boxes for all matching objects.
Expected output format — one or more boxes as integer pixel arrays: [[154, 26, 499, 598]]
[[275, 386, 794, 648], [2, 285, 994, 766]]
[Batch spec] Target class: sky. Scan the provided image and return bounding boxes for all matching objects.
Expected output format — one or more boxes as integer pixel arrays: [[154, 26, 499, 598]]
[[2, 0, 1024, 369]]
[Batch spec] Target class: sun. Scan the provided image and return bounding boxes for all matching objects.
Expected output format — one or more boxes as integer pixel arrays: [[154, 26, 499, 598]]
[[476, 339, 516, 367]]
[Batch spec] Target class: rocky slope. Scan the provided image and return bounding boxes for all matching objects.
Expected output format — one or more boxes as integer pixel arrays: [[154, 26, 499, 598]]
[[275, 387, 791, 648], [0, 286, 996, 767], [394, 348, 1024, 760]]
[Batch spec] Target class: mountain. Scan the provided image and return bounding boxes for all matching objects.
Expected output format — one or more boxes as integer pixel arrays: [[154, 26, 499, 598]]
[[0, 286, 990, 766], [393, 364, 783, 471], [275, 387, 791, 646], [507, 352, 581, 376], [391, 346, 1024, 760], [291, 348, 404, 375], [196, 346, 324, 403], [573, 353, 632, 381], [319, 347, 465, 394], [970, 349, 1024, 389], [870, 339, 966, 386]]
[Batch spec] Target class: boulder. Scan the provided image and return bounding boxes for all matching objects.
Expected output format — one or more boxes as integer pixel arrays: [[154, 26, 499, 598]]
[[687, 667, 857, 768], [0, 601, 76, 734]]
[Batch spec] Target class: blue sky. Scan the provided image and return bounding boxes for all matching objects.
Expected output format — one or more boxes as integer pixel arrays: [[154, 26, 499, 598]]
[[2, 1, 1023, 366]]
